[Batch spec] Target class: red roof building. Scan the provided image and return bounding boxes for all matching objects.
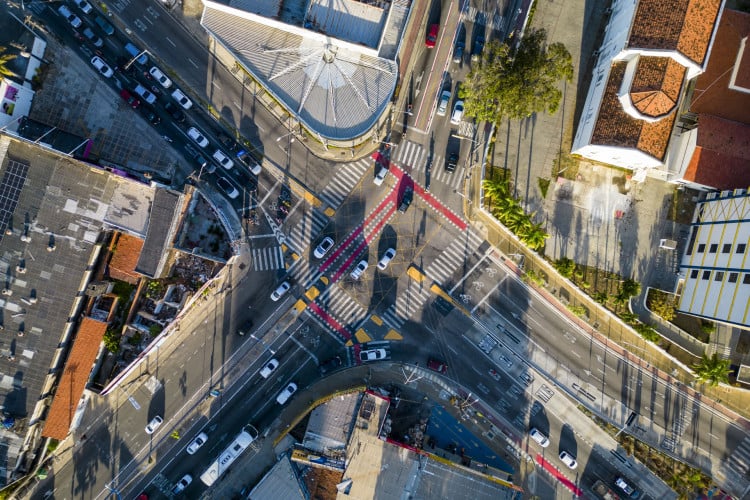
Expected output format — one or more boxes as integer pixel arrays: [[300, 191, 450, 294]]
[[108, 233, 144, 285]]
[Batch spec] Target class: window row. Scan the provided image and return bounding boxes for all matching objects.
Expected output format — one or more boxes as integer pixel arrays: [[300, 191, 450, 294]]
[[695, 242, 747, 254], [689, 269, 750, 284]]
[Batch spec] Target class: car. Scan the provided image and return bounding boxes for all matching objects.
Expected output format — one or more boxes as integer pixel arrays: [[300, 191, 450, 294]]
[[398, 185, 413, 213], [119, 89, 140, 109], [58, 5, 82, 28], [360, 348, 387, 362], [314, 237, 334, 259], [216, 176, 239, 199], [237, 150, 262, 175], [499, 354, 513, 369], [276, 382, 297, 404], [213, 150, 234, 170], [186, 432, 208, 455], [94, 16, 114, 35], [271, 281, 291, 301], [140, 106, 161, 125], [73, 0, 93, 13], [425, 24, 439, 48], [184, 144, 213, 173], [427, 358, 448, 374], [236, 319, 254, 336], [488, 368, 501, 381], [529, 428, 550, 448], [350, 259, 368, 280], [259, 359, 280, 378], [145, 415, 163, 434], [187, 127, 209, 148], [436, 90, 451, 116], [319, 356, 342, 374], [82, 27, 103, 48], [149, 66, 172, 88], [559, 450, 577, 469], [450, 100, 464, 125], [164, 102, 185, 123], [615, 477, 640, 498], [472, 36, 484, 62], [446, 152, 458, 172], [453, 42, 464, 63], [172, 474, 192, 494], [374, 163, 388, 185], [171, 88, 193, 109], [90, 56, 113, 78], [377, 248, 396, 270], [519, 372, 534, 386], [133, 84, 157, 105]]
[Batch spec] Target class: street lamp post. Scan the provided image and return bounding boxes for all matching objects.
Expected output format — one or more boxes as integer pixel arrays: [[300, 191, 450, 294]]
[[123, 49, 148, 71]]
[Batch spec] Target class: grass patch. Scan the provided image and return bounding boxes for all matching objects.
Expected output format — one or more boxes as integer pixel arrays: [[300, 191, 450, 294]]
[[537, 177, 550, 198]]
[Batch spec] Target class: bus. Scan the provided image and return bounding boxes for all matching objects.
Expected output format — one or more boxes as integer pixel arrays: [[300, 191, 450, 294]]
[[199, 428, 257, 487]]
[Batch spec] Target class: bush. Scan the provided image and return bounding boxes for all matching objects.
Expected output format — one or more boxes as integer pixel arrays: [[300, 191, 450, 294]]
[[554, 258, 576, 278], [700, 321, 715, 334], [648, 289, 676, 321], [103, 329, 121, 353], [634, 322, 660, 342]]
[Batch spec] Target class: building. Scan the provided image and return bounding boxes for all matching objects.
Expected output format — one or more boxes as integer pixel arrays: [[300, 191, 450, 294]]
[[572, 0, 724, 179], [200, 0, 406, 145], [677, 189, 750, 329]]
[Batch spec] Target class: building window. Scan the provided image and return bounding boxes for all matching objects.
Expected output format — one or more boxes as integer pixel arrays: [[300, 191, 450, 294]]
[[723, 244, 731, 253], [709, 243, 718, 253], [703, 271, 711, 280], [690, 270, 699, 279], [729, 273, 738, 283], [738, 243, 747, 254], [715, 272, 724, 281], [745, 274, 750, 285], [697, 243, 706, 253]]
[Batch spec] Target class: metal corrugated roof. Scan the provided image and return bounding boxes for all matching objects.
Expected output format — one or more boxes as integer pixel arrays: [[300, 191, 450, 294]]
[[202, 3, 397, 141]]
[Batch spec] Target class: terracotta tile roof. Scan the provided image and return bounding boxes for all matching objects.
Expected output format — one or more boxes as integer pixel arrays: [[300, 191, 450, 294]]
[[682, 115, 750, 190], [591, 62, 677, 161], [690, 9, 750, 124], [42, 318, 107, 440], [630, 57, 685, 117], [628, 0, 722, 66], [109, 233, 144, 285]]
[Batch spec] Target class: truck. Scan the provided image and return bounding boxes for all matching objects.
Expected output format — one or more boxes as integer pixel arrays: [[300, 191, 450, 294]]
[[593, 480, 621, 500]]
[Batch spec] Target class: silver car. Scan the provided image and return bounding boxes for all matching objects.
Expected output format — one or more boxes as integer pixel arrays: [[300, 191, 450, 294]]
[[145, 415, 163, 434], [350, 260, 368, 280], [149, 66, 173, 88], [314, 237, 334, 259], [271, 281, 291, 301], [186, 432, 208, 455], [276, 382, 297, 404], [436, 90, 451, 116], [187, 127, 209, 148], [377, 248, 396, 270], [360, 348, 387, 362]]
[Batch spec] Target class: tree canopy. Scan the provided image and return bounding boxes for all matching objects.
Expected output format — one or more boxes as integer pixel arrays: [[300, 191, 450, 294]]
[[692, 353, 732, 387], [459, 29, 573, 123]]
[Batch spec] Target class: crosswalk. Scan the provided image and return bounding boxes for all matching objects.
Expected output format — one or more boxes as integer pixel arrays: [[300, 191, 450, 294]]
[[461, 8, 505, 32], [251, 245, 284, 271], [724, 436, 750, 478], [391, 141, 465, 189], [287, 254, 318, 288], [286, 208, 328, 254], [315, 285, 369, 331], [318, 159, 370, 209], [381, 229, 485, 328]]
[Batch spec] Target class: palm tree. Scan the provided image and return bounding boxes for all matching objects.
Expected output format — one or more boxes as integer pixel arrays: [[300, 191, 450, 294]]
[[692, 353, 732, 386], [0, 47, 18, 78]]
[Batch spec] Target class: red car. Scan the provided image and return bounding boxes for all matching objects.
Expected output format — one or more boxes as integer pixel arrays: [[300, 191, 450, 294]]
[[119, 89, 140, 109], [427, 358, 447, 374], [425, 24, 439, 48]]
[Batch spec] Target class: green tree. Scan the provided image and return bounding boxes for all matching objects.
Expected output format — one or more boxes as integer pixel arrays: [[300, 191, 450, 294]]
[[615, 279, 641, 305], [459, 29, 573, 123], [103, 329, 121, 353], [0, 47, 18, 79], [692, 353, 732, 387]]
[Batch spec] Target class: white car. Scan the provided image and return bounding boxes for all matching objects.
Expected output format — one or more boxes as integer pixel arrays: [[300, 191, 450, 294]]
[[314, 237, 334, 259], [360, 348, 386, 362], [149, 66, 173, 88], [374, 164, 388, 185], [73, 0, 93, 13], [186, 432, 208, 455], [145, 415, 163, 434], [187, 127, 209, 148], [58, 5, 82, 28], [450, 100, 464, 124], [559, 450, 578, 469], [90, 56, 113, 78], [436, 90, 451, 116], [171, 88, 193, 109], [216, 176, 239, 199], [529, 428, 550, 448], [377, 248, 396, 270], [172, 474, 192, 494], [133, 84, 157, 105], [276, 382, 297, 405], [259, 359, 279, 379], [350, 259, 368, 280], [270, 281, 290, 301], [213, 150, 234, 170]]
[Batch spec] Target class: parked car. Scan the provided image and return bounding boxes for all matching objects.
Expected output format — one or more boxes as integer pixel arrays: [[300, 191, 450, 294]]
[[314, 237, 334, 259], [436, 90, 451, 116], [398, 185, 414, 213], [350, 260, 368, 280], [446, 152, 458, 172], [237, 150, 262, 175], [450, 100, 464, 125], [559, 451, 578, 469], [488, 368, 501, 381], [276, 382, 297, 404], [171, 88, 193, 109], [425, 24, 439, 48], [184, 144, 213, 173], [149, 66, 172, 88], [133, 84, 157, 105], [453, 41, 464, 63], [319, 356, 342, 374], [145, 415, 163, 434], [90, 56, 113, 78], [360, 348, 387, 362], [186, 433, 208, 455], [216, 176, 239, 199], [213, 149, 234, 170], [271, 281, 291, 301], [58, 5, 82, 28], [172, 474, 192, 494], [236, 318, 254, 336], [529, 428, 550, 448], [471, 36, 484, 62], [73, 0, 93, 13], [615, 477, 640, 498], [427, 358, 448, 374], [377, 248, 396, 270], [259, 359, 280, 379], [374, 163, 388, 185], [187, 127, 209, 148], [82, 27, 103, 48], [119, 89, 140, 109], [94, 16, 114, 35], [164, 102, 186, 123], [140, 106, 161, 125]]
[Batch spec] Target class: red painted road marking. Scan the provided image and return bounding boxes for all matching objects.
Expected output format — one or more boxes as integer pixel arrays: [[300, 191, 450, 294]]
[[535, 455, 583, 497], [306, 301, 351, 340]]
